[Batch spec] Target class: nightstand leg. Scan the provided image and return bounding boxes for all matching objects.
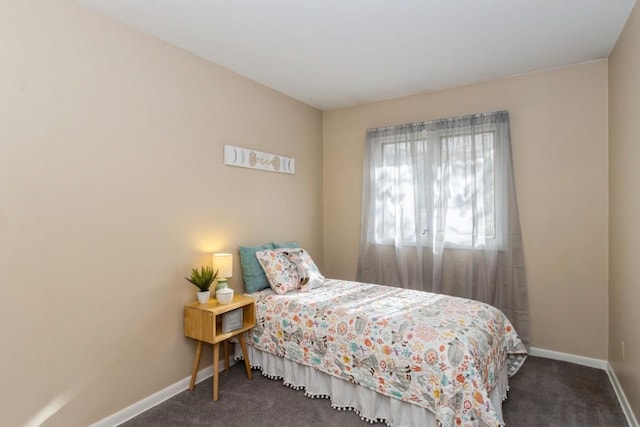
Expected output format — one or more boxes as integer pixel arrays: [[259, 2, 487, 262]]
[[213, 342, 220, 401], [189, 341, 203, 391], [224, 340, 229, 371], [238, 334, 253, 380]]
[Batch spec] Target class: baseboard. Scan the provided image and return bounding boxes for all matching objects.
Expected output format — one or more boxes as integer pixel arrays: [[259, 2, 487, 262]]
[[90, 361, 232, 427], [529, 347, 637, 427], [607, 363, 640, 427], [529, 346, 608, 370]]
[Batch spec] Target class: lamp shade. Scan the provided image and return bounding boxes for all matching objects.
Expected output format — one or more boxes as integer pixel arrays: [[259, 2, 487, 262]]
[[212, 253, 233, 278]]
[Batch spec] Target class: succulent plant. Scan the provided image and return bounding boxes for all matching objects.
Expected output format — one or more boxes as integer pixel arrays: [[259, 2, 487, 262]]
[[185, 266, 218, 291]]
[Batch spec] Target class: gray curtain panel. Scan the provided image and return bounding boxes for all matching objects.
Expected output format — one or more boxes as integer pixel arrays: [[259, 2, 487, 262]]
[[357, 110, 530, 347]]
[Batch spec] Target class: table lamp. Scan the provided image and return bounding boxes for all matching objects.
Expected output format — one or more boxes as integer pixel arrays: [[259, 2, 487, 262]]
[[212, 253, 233, 291]]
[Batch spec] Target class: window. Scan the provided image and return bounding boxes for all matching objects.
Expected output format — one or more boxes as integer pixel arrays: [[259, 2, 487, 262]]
[[366, 112, 507, 249], [438, 130, 496, 247]]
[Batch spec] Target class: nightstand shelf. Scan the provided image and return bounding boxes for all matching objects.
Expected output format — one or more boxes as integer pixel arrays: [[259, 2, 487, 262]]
[[184, 294, 256, 401]]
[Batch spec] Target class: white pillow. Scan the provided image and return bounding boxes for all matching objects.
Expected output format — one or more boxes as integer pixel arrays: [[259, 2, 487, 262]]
[[255, 249, 300, 294], [283, 248, 325, 292]]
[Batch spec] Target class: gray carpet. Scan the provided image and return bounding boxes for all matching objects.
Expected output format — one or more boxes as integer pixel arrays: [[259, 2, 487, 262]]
[[121, 356, 628, 426]]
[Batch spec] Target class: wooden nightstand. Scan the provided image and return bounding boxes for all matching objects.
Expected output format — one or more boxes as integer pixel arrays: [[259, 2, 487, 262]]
[[184, 294, 256, 401]]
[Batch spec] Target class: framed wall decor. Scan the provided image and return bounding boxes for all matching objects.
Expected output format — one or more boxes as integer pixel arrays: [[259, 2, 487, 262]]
[[223, 145, 295, 175]]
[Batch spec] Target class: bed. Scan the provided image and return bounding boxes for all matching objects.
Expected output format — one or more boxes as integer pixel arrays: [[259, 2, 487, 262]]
[[234, 271, 527, 427], [234, 245, 527, 426]]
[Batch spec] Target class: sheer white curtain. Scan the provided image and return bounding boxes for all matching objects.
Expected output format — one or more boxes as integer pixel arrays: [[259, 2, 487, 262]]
[[357, 111, 529, 346]]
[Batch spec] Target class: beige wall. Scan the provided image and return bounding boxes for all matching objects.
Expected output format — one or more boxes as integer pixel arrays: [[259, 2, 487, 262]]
[[609, 0, 640, 419], [323, 61, 609, 359], [3, 0, 636, 424], [0, 1, 322, 426]]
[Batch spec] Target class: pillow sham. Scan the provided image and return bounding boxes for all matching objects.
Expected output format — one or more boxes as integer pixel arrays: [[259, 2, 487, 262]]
[[255, 249, 300, 295], [238, 243, 274, 293], [272, 241, 300, 249], [283, 248, 325, 292]]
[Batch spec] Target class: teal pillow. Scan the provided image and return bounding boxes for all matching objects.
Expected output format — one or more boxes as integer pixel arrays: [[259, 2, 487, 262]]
[[239, 243, 275, 293], [272, 241, 299, 249]]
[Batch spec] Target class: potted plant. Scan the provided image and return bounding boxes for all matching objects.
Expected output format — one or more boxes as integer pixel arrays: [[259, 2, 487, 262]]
[[185, 266, 218, 304]]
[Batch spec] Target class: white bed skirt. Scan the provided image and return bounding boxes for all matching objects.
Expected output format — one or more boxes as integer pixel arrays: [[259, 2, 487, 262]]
[[235, 344, 509, 427]]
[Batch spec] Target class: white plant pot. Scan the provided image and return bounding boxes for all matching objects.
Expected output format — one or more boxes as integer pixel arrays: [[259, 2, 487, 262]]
[[196, 290, 211, 304]]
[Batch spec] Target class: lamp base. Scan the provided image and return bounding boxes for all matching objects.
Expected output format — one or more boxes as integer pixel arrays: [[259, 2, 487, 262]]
[[215, 278, 228, 291]]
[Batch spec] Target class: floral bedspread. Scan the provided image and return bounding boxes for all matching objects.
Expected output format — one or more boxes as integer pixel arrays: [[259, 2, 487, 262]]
[[247, 279, 527, 427]]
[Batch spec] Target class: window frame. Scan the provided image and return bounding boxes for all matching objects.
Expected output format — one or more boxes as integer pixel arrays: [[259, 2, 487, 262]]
[[370, 122, 505, 250]]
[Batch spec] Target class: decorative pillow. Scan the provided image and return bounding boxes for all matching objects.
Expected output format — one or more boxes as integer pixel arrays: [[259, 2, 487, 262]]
[[272, 241, 299, 249], [255, 249, 300, 295], [283, 248, 325, 292], [238, 243, 275, 293]]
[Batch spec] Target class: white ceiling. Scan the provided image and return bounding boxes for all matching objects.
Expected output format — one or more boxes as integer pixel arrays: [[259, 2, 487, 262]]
[[80, 0, 636, 111]]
